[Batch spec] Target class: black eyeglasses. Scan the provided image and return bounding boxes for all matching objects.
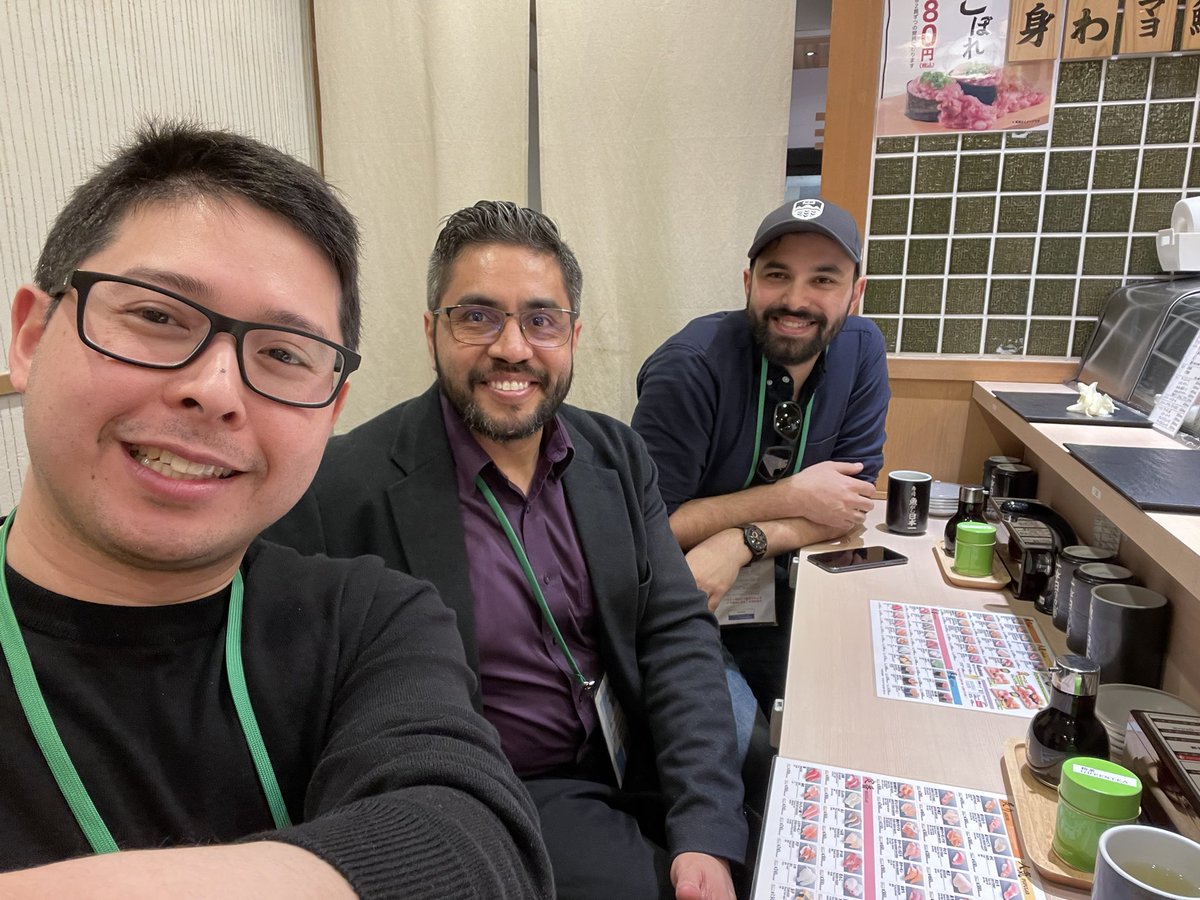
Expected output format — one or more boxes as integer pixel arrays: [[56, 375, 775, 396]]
[[758, 400, 805, 482], [50, 270, 360, 408], [431, 304, 577, 349]]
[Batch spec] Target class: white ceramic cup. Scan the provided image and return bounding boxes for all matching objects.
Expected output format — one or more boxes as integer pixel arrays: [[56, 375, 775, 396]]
[[1093, 824, 1200, 898]]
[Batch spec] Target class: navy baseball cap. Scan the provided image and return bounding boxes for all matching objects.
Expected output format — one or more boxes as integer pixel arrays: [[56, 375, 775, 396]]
[[748, 197, 862, 264]]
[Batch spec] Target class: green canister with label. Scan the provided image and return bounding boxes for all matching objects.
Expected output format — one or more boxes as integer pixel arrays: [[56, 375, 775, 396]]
[[953, 521, 996, 577], [1052, 757, 1142, 871]]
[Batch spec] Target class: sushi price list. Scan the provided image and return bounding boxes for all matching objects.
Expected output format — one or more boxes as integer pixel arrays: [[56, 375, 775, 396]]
[[870, 601, 1054, 717], [754, 759, 1044, 900]]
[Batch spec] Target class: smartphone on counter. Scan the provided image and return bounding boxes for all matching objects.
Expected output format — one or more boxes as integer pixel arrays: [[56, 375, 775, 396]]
[[807, 546, 908, 573]]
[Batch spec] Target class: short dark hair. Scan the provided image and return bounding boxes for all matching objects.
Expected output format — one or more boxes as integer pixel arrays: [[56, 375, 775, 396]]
[[35, 120, 362, 350], [426, 201, 582, 314]]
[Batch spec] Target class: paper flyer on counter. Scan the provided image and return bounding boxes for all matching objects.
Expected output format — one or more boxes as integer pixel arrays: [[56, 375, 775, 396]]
[[871, 601, 1054, 717], [753, 758, 1045, 899], [877, 0, 1057, 136]]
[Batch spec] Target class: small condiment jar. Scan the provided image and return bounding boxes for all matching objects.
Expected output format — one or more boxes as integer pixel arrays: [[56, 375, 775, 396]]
[[952, 521, 996, 577], [1026, 654, 1110, 787], [1051, 757, 1141, 872], [943, 484, 988, 556]]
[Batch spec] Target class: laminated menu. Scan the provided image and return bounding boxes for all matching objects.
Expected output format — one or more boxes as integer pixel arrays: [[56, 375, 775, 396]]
[[870, 601, 1054, 717], [752, 758, 1045, 900]]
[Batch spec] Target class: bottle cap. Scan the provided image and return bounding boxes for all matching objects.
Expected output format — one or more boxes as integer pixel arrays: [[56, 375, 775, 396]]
[[1051, 654, 1101, 697], [1058, 757, 1141, 820], [958, 484, 987, 503], [955, 522, 996, 545]]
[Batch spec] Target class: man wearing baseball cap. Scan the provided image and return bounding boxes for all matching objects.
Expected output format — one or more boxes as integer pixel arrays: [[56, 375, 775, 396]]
[[631, 197, 890, 713]]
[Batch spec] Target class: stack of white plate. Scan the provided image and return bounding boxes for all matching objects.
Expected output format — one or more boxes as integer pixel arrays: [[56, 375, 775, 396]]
[[929, 481, 961, 518], [1096, 683, 1200, 759]]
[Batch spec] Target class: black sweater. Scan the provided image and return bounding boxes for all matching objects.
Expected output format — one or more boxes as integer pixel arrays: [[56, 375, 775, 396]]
[[0, 539, 552, 898]]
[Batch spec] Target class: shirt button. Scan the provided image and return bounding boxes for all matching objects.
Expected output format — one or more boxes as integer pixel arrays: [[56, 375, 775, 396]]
[[543, 574, 552, 585], [782, 376, 791, 383], [766, 379, 774, 387]]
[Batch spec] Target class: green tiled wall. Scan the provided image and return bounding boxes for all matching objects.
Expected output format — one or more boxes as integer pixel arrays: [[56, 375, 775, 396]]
[[864, 53, 1200, 356]]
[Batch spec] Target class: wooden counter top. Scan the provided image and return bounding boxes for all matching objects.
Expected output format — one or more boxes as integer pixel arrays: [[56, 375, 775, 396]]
[[777, 502, 1086, 898]]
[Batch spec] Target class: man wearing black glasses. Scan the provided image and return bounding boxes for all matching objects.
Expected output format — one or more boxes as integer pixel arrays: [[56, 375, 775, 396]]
[[631, 198, 890, 714], [269, 201, 746, 900], [0, 125, 551, 898]]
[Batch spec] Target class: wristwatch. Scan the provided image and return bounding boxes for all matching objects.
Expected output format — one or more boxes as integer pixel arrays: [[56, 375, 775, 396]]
[[737, 523, 768, 564]]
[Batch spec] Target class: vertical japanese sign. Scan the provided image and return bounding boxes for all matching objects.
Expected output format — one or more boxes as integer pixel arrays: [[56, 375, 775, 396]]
[[1186, 0, 1200, 51], [877, 0, 1059, 136], [1062, 0, 1120, 58], [1119, 0, 1179, 53]]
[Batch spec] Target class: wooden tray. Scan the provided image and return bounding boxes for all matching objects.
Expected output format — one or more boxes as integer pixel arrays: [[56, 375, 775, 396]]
[[932, 540, 1011, 590], [1000, 739, 1094, 890]]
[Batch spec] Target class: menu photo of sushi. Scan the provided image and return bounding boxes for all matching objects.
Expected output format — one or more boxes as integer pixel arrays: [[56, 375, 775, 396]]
[[755, 759, 1045, 900], [870, 601, 1053, 718]]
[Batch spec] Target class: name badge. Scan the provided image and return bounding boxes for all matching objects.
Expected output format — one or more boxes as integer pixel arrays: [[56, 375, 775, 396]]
[[594, 674, 629, 787]]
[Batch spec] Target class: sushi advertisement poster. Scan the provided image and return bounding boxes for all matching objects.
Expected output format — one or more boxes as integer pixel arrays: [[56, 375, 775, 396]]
[[753, 758, 1045, 899], [876, 0, 1057, 135], [870, 601, 1054, 717]]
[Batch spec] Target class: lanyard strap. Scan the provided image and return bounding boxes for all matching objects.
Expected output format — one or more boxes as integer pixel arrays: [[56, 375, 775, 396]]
[[474, 475, 595, 692], [0, 510, 291, 855], [742, 355, 816, 489]]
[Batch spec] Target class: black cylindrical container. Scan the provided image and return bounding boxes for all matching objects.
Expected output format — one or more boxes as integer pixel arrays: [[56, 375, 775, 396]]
[[991, 462, 1037, 500], [1051, 546, 1116, 632], [943, 484, 988, 555], [1065, 563, 1137, 653], [1026, 654, 1110, 787], [982, 455, 1022, 497]]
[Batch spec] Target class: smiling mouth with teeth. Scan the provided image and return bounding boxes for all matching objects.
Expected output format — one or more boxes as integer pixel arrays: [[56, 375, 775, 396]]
[[130, 446, 236, 480]]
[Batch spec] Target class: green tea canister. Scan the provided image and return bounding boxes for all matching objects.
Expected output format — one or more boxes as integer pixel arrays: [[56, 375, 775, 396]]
[[952, 522, 996, 577], [1052, 757, 1142, 872]]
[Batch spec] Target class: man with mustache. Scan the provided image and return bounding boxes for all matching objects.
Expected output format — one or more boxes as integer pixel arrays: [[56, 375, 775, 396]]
[[631, 198, 890, 714], [268, 201, 746, 900]]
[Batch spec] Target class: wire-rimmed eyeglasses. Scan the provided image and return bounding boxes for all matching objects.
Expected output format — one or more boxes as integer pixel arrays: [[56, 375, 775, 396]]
[[431, 304, 578, 349], [758, 400, 805, 482], [50, 270, 360, 408]]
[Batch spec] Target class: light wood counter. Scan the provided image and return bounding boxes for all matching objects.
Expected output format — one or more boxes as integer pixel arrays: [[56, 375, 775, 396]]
[[973, 382, 1200, 704], [778, 503, 1087, 898]]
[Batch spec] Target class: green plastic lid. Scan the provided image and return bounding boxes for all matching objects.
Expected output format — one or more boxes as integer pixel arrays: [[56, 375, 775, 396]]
[[1058, 757, 1141, 819], [956, 522, 997, 545]]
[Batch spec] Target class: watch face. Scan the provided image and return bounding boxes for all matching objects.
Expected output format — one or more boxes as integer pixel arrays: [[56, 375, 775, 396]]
[[742, 524, 768, 558]]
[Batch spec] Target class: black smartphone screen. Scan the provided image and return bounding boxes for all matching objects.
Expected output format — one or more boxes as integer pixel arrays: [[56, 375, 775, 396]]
[[807, 546, 908, 573]]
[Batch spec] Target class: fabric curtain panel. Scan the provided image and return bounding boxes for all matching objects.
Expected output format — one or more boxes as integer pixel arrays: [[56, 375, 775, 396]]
[[536, 1, 795, 420], [313, 0, 531, 429]]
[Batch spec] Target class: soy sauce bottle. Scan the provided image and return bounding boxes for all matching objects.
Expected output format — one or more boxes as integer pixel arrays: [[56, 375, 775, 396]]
[[943, 485, 988, 556], [1026, 654, 1110, 787]]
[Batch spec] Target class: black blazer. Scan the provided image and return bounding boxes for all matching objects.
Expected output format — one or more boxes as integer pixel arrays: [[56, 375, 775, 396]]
[[266, 385, 747, 861]]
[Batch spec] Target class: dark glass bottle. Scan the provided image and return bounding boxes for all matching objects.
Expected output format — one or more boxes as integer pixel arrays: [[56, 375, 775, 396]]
[[1026, 654, 1110, 787], [943, 485, 988, 556]]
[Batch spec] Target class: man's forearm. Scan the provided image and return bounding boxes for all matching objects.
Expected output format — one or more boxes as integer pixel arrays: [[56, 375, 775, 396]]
[[758, 517, 849, 557], [0, 841, 355, 900], [668, 485, 796, 550]]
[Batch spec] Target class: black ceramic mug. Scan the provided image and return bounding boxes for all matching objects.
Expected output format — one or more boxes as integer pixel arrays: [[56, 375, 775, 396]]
[[886, 471, 932, 535]]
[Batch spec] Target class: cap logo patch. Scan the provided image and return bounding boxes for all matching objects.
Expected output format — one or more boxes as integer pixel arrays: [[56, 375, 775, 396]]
[[791, 199, 824, 220]]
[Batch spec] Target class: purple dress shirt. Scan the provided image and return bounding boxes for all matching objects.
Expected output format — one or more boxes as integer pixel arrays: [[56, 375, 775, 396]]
[[441, 395, 601, 777]]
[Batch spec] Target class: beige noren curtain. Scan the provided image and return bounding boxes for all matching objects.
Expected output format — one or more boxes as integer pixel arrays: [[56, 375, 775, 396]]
[[316, 1, 795, 427]]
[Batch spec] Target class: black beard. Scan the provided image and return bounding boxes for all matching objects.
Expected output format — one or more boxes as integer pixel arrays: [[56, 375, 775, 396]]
[[747, 305, 844, 367], [436, 356, 572, 443]]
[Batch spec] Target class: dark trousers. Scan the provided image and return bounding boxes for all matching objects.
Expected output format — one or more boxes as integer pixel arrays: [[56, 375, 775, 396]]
[[522, 776, 673, 900]]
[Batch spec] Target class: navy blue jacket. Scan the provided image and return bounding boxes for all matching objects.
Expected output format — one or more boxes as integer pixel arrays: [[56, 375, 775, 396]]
[[632, 310, 890, 514]]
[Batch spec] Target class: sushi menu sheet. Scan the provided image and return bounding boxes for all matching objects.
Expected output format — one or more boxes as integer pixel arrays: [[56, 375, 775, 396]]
[[870, 602, 1054, 717], [752, 758, 1045, 900]]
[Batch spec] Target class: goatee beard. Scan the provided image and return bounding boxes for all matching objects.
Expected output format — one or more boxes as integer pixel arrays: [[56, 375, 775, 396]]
[[436, 357, 572, 443]]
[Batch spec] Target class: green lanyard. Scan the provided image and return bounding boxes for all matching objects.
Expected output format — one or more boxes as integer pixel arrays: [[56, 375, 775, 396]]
[[742, 355, 815, 489], [0, 510, 292, 854], [474, 475, 595, 693]]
